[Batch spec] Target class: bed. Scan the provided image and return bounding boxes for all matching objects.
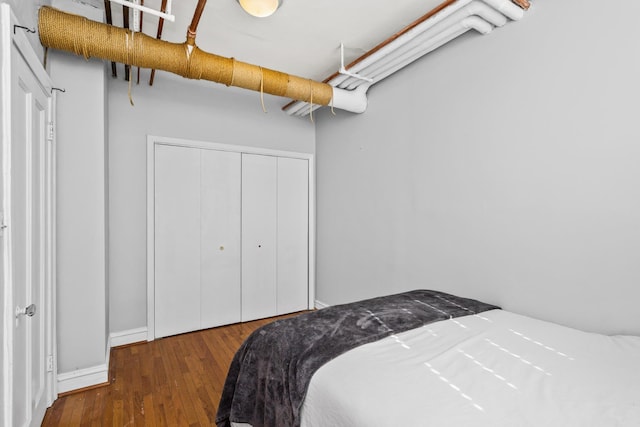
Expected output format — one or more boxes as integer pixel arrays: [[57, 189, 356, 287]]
[[216, 290, 640, 427]]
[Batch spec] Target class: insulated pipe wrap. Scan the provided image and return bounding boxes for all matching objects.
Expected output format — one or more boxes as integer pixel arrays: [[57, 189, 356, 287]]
[[38, 6, 334, 105]]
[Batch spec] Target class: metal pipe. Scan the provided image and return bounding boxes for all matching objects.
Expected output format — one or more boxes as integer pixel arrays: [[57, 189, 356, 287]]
[[137, 0, 143, 84], [103, 0, 117, 77], [122, 3, 130, 81], [187, 0, 207, 44]]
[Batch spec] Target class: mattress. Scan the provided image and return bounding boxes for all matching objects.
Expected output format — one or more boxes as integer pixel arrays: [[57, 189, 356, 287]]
[[300, 309, 640, 427], [219, 290, 498, 427]]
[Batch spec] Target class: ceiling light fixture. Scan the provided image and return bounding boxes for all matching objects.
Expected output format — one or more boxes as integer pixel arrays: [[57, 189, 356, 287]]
[[237, 0, 282, 18]]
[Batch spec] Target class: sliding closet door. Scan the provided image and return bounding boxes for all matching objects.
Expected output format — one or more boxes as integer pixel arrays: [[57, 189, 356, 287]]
[[242, 154, 277, 321], [277, 158, 309, 314], [154, 145, 201, 338], [200, 150, 241, 328]]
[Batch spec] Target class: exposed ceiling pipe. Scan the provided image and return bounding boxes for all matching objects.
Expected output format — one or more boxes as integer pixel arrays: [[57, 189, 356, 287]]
[[339, 2, 505, 91], [512, 0, 530, 9], [149, 0, 168, 85], [186, 0, 207, 45], [39, 0, 528, 116], [483, 0, 527, 18], [38, 6, 343, 108], [284, 0, 528, 117], [334, 0, 512, 91], [367, 16, 493, 84], [122, 2, 130, 81], [136, 0, 143, 84], [103, 0, 117, 78], [331, 86, 368, 114], [285, 14, 494, 117]]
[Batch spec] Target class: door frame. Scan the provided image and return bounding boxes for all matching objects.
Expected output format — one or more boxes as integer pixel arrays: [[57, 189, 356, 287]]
[[1, 4, 57, 426], [146, 135, 316, 341]]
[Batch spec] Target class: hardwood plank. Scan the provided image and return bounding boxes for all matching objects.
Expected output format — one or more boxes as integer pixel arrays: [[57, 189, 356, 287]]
[[77, 391, 96, 427], [42, 312, 308, 426]]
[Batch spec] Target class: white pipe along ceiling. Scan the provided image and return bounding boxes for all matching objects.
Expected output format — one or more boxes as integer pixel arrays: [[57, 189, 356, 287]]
[[285, 0, 528, 117]]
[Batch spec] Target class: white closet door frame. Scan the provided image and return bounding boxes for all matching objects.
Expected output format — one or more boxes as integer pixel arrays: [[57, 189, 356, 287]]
[[146, 136, 315, 341]]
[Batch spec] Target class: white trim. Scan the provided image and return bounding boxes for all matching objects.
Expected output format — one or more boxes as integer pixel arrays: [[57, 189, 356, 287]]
[[315, 300, 330, 309], [147, 135, 316, 341], [57, 333, 111, 395], [308, 155, 316, 310], [56, 364, 109, 395], [149, 135, 314, 160], [146, 138, 155, 340], [110, 327, 148, 348], [47, 91, 58, 405], [1, 7, 13, 426]]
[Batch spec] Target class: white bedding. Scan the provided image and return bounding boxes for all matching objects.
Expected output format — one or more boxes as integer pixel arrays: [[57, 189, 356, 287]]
[[300, 309, 640, 427]]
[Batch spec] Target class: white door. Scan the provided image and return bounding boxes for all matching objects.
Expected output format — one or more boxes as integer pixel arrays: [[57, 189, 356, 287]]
[[277, 158, 309, 315], [154, 144, 201, 338], [5, 13, 53, 426], [149, 139, 312, 334], [155, 145, 243, 337], [200, 149, 241, 329], [241, 154, 277, 321]]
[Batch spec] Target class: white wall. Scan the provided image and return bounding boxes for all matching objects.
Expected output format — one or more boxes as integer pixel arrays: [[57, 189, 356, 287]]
[[108, 73, 315, 334], [50, 49, 109, 373], [1, 0, 50, 63], [315, 0, 640, 336], [49, 0, 108, 378]]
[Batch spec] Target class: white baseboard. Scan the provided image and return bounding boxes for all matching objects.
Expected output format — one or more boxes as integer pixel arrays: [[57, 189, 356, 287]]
[[57, 334, 115, 394], [110, 327, 148, 347], [57, 364, 108, 394], [315, 300, 330, 309]]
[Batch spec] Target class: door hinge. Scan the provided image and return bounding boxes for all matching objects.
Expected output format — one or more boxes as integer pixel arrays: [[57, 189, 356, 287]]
[[47, 121, 54, 142], [47, 355, 54, 372]]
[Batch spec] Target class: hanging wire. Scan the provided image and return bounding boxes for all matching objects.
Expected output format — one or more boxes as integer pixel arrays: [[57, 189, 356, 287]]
[[330, 91, 336, 116], [259, 66, 267, 113], [228, 58, 236, 87], [308, 80, 314, 123]]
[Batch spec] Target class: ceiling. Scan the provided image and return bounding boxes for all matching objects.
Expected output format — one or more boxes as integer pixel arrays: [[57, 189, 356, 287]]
[[95, 0, 449, 82]]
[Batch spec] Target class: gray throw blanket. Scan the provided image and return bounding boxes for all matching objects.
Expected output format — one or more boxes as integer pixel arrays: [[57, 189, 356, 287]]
[[216, 289, 499, 427]]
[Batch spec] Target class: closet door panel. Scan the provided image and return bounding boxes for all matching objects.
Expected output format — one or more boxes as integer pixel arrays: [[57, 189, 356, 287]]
[[200, 150, 241, 328], [242, 154, 277, 321], [155, 145, 201, 338], [277, 158, 309, 314]]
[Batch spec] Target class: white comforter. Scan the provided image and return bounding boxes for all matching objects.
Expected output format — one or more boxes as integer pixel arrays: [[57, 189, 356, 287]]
[[301, 309, 640, 427]]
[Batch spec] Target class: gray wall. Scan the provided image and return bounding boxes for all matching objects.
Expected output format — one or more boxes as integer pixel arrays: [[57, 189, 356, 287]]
[[108, 74, 315, 333], [315, 0, 640, 335], [50, 48, 109, 373]]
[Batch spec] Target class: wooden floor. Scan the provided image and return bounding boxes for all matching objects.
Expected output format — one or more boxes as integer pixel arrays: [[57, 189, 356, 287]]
[[42, 314, 302, 426]]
